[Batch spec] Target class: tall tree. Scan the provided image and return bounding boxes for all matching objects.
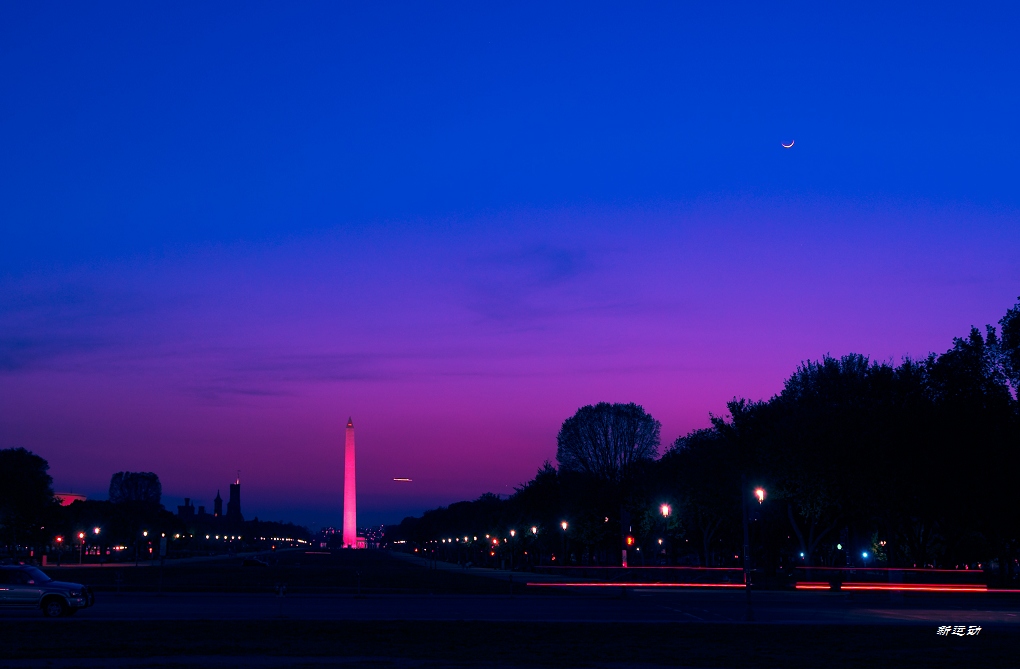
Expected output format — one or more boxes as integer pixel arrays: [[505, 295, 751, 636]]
[[556, 402, 660, 483], [999, 297, 1020, 395], [0, 448, 54, 546], [663, 428, 738, 566], [108, 472, 162, 506]]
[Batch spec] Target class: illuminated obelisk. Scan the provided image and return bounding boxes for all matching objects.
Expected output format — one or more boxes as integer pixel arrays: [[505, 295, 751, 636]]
[[342, 417, 358, 548]]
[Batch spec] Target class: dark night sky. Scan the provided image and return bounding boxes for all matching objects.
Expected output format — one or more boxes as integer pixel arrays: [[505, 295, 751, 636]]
[[2, 2, 1018, 528]]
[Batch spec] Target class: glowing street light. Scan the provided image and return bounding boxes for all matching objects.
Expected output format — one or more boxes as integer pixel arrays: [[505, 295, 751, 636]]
[[561, 521, 568, 531], [658, 504, 672, 565], [93, 527, 101, 535], [531, 526, 537, 535], [754, 488, 765, 504], [508, 530, 517, 572]]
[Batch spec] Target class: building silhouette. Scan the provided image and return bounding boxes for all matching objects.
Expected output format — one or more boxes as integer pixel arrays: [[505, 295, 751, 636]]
[[227, 477, 243, 522], [177, 498, 195, 521]]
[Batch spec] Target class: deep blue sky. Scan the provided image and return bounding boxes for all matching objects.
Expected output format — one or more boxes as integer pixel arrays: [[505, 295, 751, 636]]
[[2, 3, 1018, 528], [4, 2, 1018, 267]]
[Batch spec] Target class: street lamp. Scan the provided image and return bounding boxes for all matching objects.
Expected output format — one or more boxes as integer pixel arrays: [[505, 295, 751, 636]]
[[78, 531, 85, 565], [741, 483, 765, 621], [660, 504, 671, 564], [560, 521, 568, 564]]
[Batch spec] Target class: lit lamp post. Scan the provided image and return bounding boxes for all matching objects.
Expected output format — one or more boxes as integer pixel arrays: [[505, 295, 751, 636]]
[[93, 527, 101, 565], [741, 482, 764, 621], [136, 530, 148, 567], [509, 530, 516, 571], [560, 521, 568, 564], [78, 532, 85, 564], [660, 504, 671, 565]]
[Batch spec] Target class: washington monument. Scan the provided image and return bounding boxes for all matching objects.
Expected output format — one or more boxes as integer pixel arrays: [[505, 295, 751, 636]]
[[342, 416, 358, 548]]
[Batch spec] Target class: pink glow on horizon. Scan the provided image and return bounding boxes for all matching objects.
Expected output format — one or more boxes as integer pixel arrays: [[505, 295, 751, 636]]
[[2, 200, 1018, 525]]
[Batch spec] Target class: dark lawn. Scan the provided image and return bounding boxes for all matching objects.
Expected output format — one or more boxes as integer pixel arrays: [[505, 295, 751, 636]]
[[0, 620, 1011, 668], [40, 549, 522, 595]]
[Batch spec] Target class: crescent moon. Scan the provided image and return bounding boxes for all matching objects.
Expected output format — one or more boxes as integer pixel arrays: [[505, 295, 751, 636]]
[[782, 140, 795, 148]]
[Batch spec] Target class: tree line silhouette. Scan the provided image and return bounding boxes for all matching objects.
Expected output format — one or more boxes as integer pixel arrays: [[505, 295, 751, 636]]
[[391, 298, 1020, 585], [0, 463, 309, 561]]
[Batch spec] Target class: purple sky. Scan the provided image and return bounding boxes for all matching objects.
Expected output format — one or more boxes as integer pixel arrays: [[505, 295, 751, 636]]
[[3, 199, 1018, 527], [3, 4, 1020, 528]]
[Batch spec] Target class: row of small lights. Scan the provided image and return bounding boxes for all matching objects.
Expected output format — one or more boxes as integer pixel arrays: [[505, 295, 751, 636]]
[[55, 531, 309, 544], [427, 511, 673, 546], [432, 522, 567, 545], [419, 493, 888, 562]]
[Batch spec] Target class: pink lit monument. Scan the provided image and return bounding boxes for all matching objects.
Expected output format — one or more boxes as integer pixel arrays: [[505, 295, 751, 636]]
[[342, 417, 358, 548]]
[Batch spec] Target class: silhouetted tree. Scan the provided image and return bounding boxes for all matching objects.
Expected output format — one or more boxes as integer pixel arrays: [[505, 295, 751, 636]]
[[0, 448, 54, 547], [997, 297, 1020, 395], [556, 402, 660, 483], [663, 428, 738, 566], [109, 472, 162, 506]]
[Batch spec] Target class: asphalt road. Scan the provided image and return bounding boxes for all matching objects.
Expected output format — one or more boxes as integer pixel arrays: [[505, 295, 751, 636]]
[[3, 589, 1018, 625]]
